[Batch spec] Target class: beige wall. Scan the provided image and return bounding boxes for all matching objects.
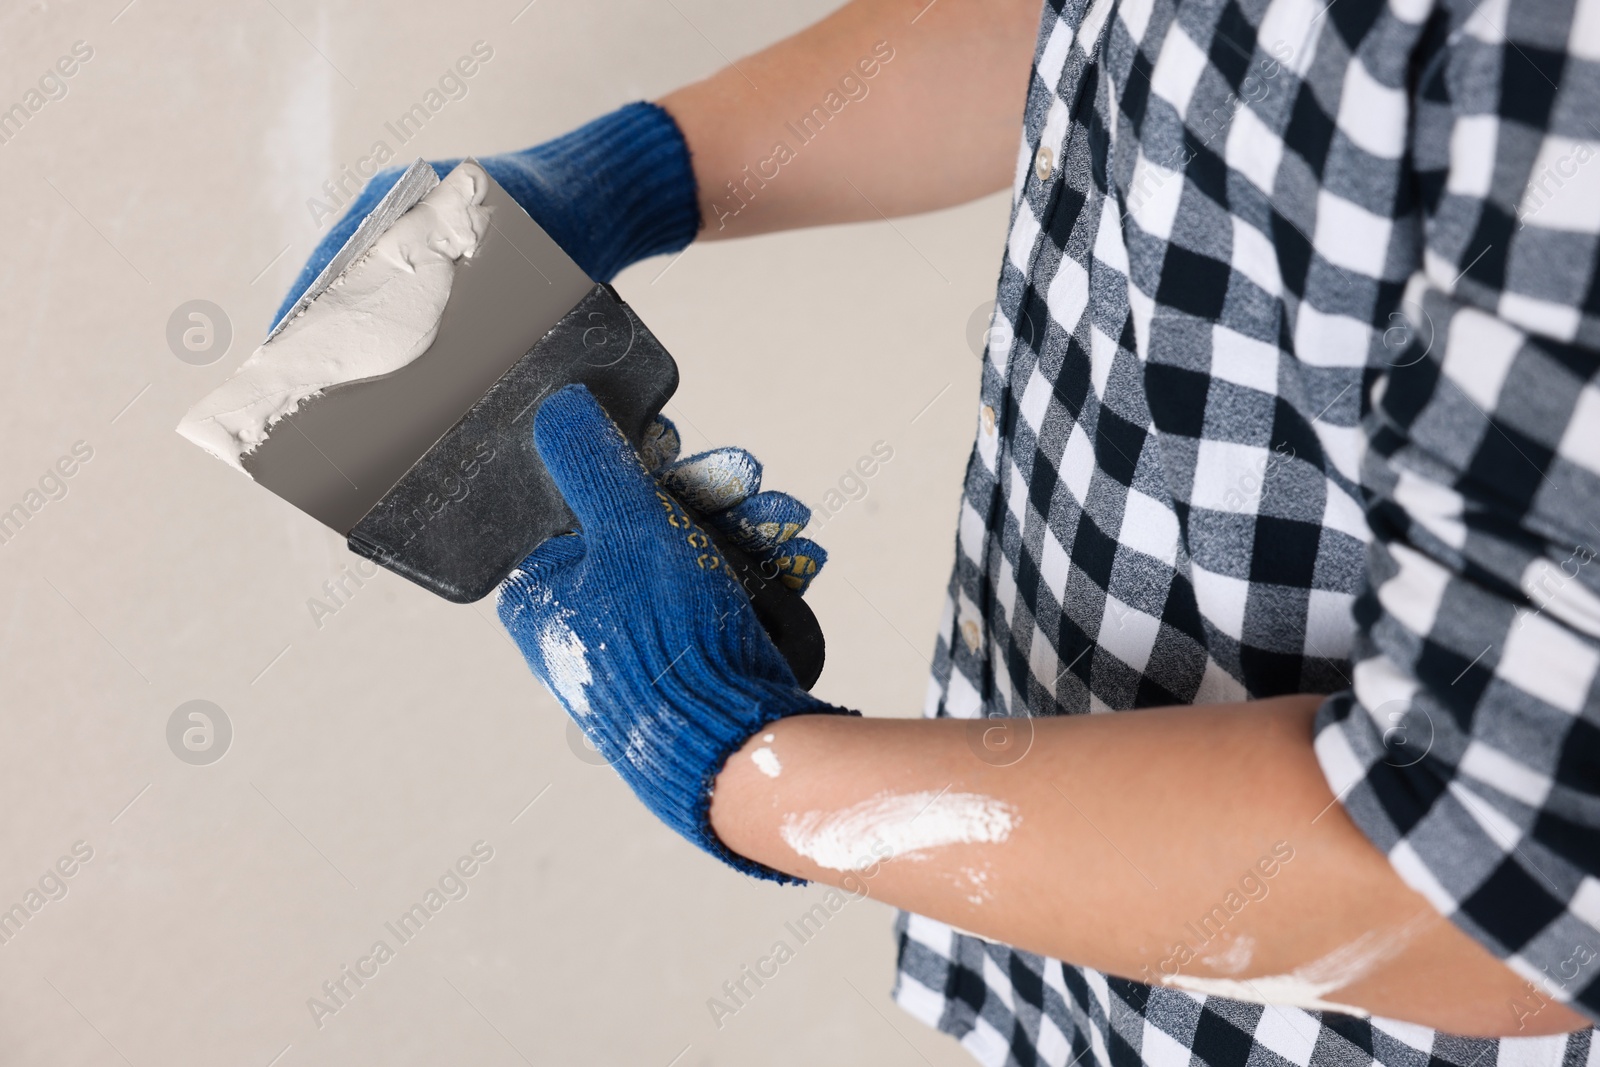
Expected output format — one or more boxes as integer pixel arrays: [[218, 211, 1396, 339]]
[[0, 1, 1009, 1063]]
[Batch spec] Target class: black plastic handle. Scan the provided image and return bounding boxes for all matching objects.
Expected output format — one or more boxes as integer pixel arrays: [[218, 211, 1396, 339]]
[[347, 284, 826, 689], [700, 520, 826, 690]]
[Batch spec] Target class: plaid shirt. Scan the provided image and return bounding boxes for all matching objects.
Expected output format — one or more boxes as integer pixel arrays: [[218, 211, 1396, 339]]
[[892, 0, 1600, 1061]]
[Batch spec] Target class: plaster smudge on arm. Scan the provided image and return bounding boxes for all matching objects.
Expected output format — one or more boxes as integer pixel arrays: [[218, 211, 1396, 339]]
[[1161, 912, 1434, 1015], [779, 790, 1018, 872], [750, 733, 783, 778]]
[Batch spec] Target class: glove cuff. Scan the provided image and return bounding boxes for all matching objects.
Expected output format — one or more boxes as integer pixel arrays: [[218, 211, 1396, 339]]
[[626, 679, 859, 885], [495, 101, 702, 282], [273, 103, 700, 330]]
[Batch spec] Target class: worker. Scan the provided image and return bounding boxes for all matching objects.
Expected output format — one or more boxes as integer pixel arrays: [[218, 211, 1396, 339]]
[[284, 0, 1600, 1060]]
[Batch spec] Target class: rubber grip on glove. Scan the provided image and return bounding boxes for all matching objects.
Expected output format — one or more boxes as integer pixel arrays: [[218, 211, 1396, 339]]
[[697, 514, 826, 690]]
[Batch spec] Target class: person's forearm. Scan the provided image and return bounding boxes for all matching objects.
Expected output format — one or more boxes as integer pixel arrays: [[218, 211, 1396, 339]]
[[657, 0, 1038, 240], [709, 698, 1587, 1036]]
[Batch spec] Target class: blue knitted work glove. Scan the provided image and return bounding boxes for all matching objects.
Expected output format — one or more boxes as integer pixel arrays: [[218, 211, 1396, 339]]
[[639, 414, 828, 595], [497, 386, 851, 882], [273, 101, 700, 330]]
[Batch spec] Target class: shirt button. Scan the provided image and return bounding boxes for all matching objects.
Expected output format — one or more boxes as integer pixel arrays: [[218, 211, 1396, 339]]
[[1034, 144, 1054, 183], [981, 405, 996, 435], [961, 618, 983, 653]]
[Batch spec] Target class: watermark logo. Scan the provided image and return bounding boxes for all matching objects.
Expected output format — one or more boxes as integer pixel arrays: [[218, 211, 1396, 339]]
[[578, 308, 636, 368], [1520, 543, 1595, 630], [966, 299, 1036, 362], [306, 41, 496, 228], [1138, 841, 1295, 985], [808, 440, 895, 531], [166, 300, 232, 366], [566, 718, 610, 767], [708, 42, 896, 232], [1518, 142, 1595, 230], [305, 840, 495, 1030], [0, 841, 94, 948], [965, 712, 1035, 767], [1373, 698, 1433, 768], [308, 559, 381, 630], [0, 441, 93, 548], [0, 40, 94, 148], [1379, 298, 1435, 369], [167, 700, 232, 766], [706, 842, 891, 1029], [1509, 940, 1596, 1030]]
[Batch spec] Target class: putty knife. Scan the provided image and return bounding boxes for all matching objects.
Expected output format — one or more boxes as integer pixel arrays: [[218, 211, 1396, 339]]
[[189, 158, 825, 688]]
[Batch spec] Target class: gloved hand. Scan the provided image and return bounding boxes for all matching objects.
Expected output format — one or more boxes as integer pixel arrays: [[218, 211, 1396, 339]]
[[497, 385, 852, 882], [641, 414, 827, 595], [273, 101, 700, 330]]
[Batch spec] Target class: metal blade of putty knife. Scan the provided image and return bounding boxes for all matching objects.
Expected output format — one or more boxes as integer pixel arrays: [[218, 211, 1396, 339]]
[[211, 159, 825, 687]]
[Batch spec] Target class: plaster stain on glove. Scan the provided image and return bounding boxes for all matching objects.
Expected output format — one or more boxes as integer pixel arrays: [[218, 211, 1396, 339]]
[[536, 617, 593, 717], [496, 385, 853, 883], [713, 492, 811, 555], [638, 414, 682, 473], [660, 448, 761, 512]]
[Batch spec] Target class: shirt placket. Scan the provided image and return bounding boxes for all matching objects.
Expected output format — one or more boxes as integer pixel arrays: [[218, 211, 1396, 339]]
[[972, 0, 1118, 715]]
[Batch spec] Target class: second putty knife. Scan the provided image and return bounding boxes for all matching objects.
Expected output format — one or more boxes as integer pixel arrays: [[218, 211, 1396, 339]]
[[196, 158, 824, 688]]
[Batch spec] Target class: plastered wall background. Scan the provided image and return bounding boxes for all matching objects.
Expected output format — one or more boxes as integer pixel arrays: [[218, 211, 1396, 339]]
[[0, 1, 1009, 1063]]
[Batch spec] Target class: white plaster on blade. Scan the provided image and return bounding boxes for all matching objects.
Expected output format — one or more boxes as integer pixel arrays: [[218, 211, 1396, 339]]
[[780, 790, 1018, 872], [177, 162, 492, 471]]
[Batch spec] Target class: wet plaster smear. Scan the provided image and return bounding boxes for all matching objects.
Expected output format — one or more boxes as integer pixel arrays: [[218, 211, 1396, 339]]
[[750, 733, 781, 778], [1163, 917, 1430, 1016], [178, 162, 491, 471], [780, 791, 1017, 872]]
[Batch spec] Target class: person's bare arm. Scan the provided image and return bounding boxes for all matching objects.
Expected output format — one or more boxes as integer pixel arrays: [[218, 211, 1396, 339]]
[[657, 0, 1038, 240], [709, 699, 1587, 1037]]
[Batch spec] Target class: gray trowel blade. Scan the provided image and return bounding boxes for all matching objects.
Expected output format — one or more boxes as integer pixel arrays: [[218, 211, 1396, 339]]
[[199, 159, 824, 687], [241, 158, 596, 534]]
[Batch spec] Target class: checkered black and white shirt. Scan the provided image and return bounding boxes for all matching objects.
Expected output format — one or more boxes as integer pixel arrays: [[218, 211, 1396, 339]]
[[892, 0, 1600, 1061]]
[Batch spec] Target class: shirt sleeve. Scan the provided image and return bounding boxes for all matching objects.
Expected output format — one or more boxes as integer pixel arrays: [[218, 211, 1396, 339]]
[[1312, 0, 1600, 1027]]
